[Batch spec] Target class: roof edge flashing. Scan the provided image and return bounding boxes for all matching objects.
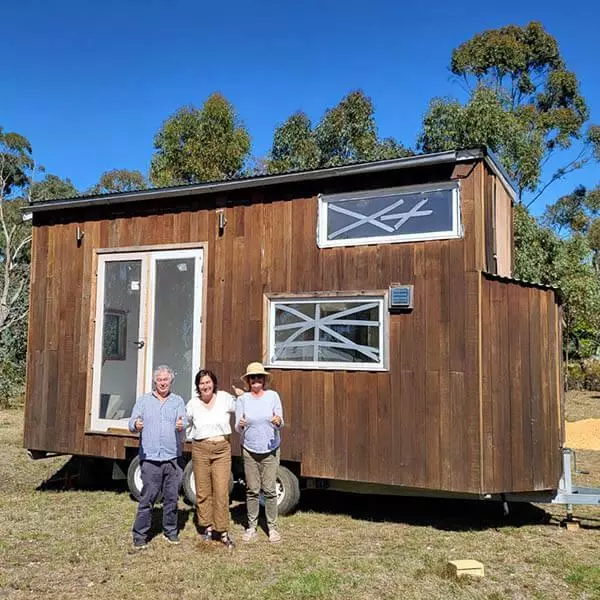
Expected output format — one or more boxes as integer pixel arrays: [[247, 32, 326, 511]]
[[27, 149, 467, 214]]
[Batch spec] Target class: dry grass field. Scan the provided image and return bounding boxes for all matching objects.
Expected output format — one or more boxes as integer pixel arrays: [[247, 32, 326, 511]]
[[1, 392, 600, 599]]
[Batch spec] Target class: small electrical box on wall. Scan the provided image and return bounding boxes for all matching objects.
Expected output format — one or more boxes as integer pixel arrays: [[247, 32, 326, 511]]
[[388, 284, 414, 311]]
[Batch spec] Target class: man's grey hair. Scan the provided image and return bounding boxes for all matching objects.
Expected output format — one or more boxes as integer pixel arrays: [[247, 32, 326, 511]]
[[152, 365, 175, 389]]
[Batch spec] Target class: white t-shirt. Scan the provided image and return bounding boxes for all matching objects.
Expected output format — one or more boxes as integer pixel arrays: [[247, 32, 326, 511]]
[[186, 390, 236, 440]]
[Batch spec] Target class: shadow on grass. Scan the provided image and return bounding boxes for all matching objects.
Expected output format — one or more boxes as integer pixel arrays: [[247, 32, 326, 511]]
[[36, 456, 127, 493], [298, 489, 554, 531], [228, 492, 272, 536], [146, 507, 192, 541], [37, 460, 599, 533]]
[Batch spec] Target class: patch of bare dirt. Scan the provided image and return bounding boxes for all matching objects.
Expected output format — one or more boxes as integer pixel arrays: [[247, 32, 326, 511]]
[[565, 419, 600, 450]]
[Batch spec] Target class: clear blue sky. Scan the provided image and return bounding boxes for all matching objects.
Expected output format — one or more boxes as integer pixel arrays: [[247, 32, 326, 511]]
[[2, 0, 599, 212]]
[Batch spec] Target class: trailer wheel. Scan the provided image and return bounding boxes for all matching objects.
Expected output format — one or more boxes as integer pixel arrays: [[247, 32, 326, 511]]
[[127, 456, 163, 503], [182, 459, 234, 506], [127, 456, 143, 501], [258, 465, 300, 516]]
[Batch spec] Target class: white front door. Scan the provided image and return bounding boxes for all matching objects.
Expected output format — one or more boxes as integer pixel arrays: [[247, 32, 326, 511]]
[[90, 248, 203, 432]]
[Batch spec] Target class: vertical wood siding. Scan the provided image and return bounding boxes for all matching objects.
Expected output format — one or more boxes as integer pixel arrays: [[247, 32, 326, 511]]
[[23, 161, 561, 494]]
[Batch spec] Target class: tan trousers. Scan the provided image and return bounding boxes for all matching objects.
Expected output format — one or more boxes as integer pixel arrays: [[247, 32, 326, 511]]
[[191, 439, 231, 533], [243, 447, 280, 531]]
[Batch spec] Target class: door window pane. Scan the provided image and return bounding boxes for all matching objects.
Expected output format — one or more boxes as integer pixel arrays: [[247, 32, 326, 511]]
[[98, 261, 142, 420], [152, 258, 196, 400]]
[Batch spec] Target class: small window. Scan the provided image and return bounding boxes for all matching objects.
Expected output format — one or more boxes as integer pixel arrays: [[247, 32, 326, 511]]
[[318, 182, 461, 248], [267, 295, 387, 370]]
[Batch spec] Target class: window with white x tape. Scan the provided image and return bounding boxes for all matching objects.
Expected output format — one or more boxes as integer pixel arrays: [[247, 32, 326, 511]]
[[317, 182, 460, 248], [267, 296, 386, 370]]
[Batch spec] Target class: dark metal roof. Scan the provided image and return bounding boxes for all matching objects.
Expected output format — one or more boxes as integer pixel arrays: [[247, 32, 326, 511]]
[[25, 147, 517, 214], [483, 271, 561, 293]]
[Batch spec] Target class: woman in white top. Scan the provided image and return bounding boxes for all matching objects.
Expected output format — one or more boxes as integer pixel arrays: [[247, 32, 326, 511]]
[[186, 369, 236, 548]]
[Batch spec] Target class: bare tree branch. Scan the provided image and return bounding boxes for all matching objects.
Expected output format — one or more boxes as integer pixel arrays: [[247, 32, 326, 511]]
[[526, 152, 592, 208], [8, 278, 26, 307], [0, 308, 29, 333], [11, 234, 32, 269]]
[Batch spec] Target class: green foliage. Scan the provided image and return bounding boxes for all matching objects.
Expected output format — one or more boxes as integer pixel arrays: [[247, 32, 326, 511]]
[[150, 93, 251, 186], [556, 236, 600, 360], [514, 204, 600, 362], [315, 90, 380, 166], [566, 362, 585, 390], [420, 86, 546, 195], [372, 137, 412, 161], [0, 127, 34, 196], [544, 184, 600, 234], [513, 203, 561, 283], [30, 174, 77, 202], [582, 359, 600, 391], [565, 564, 600, 594], [263, 568, 343, 599], [544, 184, 600, 276], [0, 127, 37, 404], [89, 169, 147, 194], [419, 21, 598, 201], [0, 359, 25, 408], [268, 112, 320, 174], [267, 91, 411, 174]]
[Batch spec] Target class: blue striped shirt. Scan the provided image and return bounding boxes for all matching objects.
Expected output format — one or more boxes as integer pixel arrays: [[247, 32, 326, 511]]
[[128, 392, 187, 461]]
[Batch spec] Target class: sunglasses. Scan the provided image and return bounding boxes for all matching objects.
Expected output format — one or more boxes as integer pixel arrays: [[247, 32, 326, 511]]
[[248, 375, 264, 381]]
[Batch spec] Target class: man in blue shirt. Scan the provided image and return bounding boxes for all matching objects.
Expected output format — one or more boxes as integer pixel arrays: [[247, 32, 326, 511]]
[[128, 365, 187, 550]]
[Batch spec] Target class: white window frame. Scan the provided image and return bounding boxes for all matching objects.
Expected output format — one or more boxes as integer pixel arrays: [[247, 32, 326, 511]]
[[266, 294, 388, 371], [317, 181, 461, 248], [90, 247, 204, 433]]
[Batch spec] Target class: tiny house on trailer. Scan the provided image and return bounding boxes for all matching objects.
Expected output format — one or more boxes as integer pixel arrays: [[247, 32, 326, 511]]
[[23, 147, 565, 513]]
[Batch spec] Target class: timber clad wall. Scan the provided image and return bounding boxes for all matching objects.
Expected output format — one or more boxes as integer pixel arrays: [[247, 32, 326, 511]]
[[23, 158, 563, 495], [481, 276, 562, 493]]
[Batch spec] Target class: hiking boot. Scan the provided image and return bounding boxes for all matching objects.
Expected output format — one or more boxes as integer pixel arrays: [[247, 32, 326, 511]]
[[242, 527, 257, 542], [220, 532, 235, 549], [163, 533, 181, 545], [268, 529, 281, 543]]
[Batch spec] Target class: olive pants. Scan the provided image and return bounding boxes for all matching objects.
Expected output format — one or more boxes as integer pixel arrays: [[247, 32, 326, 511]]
[[242, 447, 280, 531]]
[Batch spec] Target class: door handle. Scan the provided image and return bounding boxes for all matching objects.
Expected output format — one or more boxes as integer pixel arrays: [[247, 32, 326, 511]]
[[132, 340, 145, 349]]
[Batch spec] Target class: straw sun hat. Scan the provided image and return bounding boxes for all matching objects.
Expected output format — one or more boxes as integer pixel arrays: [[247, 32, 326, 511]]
[[241, 362, 270, 382]]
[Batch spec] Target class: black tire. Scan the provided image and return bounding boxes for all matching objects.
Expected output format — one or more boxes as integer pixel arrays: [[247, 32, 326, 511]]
[[127, 456, 164, 503], [275, 465, 301, 515], [182, 459, 234, 506], [258, 465, 301, 516], [127, 456, 143, 501]]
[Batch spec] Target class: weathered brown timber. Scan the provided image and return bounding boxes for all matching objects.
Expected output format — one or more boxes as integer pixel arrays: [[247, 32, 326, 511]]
[[23, 153, 563, 495]]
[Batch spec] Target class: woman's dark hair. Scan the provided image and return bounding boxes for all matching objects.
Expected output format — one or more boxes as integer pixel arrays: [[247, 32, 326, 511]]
[[195, 369, 218, 396]]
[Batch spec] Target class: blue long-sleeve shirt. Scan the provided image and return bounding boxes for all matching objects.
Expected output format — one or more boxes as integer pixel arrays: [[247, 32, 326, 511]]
[[128, 392, 187, 461], [235, 390, 284, 453]]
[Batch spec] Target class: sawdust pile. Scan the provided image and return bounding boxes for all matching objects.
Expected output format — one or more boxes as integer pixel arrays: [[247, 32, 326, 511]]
[[564, 419, 600, 450]]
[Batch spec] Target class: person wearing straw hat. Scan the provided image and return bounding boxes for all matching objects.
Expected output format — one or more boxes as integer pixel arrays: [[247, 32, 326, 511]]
[[235, 362, 284, 543]]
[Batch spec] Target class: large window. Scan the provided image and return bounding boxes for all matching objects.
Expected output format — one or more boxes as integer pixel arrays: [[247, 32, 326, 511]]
[[267, 295, 387, 370], [318, 182, 461, 248]]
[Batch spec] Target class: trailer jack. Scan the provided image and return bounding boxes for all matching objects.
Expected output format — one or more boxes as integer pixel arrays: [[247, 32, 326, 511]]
[[503, 448, 600, 517]]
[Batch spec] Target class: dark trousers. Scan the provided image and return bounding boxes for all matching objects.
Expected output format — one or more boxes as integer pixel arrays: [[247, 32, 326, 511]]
[[132, 458, 182, 543]]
